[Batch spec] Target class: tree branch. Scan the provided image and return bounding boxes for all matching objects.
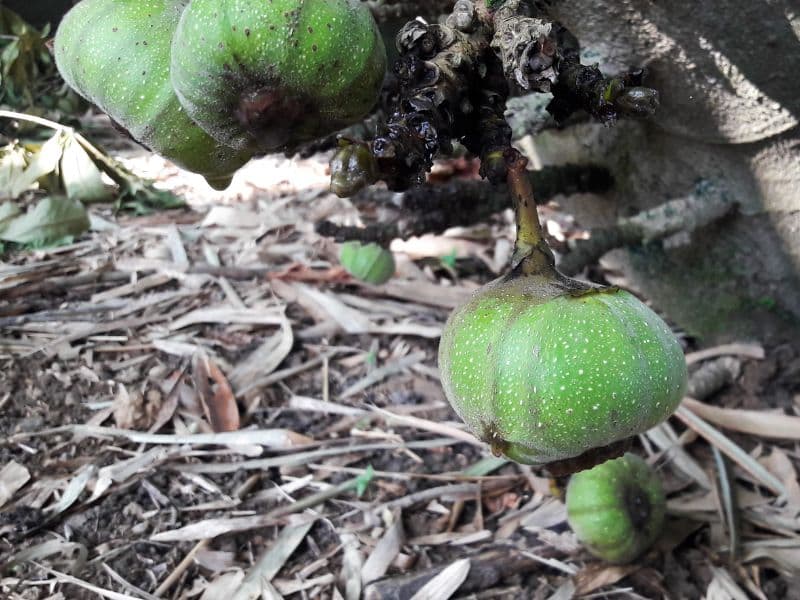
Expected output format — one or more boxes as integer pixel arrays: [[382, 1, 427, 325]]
[[558, 182, 737, 275], [318, 163, 612, 244]]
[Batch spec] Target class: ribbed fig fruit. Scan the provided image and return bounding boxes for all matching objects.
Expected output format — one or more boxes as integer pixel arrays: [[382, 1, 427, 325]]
[[170, 0, 387, 153], [438, 270, 687, 470], [339, 241, 395, 285], [54, 0, 251, 189], [566, 453, 666, 564]]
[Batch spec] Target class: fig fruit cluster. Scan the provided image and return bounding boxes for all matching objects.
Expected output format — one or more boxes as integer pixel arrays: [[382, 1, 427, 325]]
[[566, 453, 666, 564], [54, 0, 386, 189], [438, 269, 687, 472]]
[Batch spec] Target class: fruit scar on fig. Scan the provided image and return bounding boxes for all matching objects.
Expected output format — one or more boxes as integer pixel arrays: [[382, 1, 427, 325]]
[[235, 86, 324, 153]]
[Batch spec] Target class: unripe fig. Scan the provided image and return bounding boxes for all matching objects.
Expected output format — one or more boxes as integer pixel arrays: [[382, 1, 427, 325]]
[[339, 241, 395, 285], [566, 453, 666, 564], [170, 0, 387, 154], [438, 272, 687, 470], [54, 0, 252, 189]]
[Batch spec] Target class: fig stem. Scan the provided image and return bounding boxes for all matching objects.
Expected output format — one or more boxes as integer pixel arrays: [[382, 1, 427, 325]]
[[506, 148, 556, 275]]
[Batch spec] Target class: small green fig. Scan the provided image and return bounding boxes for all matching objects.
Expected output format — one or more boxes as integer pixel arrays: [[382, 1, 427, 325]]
[[54, 0, 251, 189], [566, 453, 666, 564], [170, 0, 387, 154], [437, 272, 687, 470], [339, 241, 395, 285]]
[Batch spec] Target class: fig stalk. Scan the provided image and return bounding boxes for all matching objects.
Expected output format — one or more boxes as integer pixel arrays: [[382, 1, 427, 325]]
[[505, 149, 556, 277]]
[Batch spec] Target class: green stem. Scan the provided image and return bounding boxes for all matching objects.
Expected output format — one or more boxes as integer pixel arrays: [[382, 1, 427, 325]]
[[506, 149, 556, 276]]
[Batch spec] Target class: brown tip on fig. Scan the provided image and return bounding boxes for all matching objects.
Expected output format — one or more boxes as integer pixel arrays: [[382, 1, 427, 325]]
[[235, 86, 319, 151]]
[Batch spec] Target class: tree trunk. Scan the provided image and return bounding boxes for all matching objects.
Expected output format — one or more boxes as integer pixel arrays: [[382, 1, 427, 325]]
[[516, 0, 800, 344]]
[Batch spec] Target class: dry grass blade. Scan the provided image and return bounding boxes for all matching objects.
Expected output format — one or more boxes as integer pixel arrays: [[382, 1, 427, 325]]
[[153, 471, 369, 542], [18, 424, 312, 449], [340, 533, 364, 600], [645, 422, 711, 488], [231, 520, 315, 600], [712, 446, 740, 561], [169, 306, 287, 331], [674, 405, 786, 496], [289, 395, 367, 416], [340, 351, 427, 399], [706, 566, 749, 600], [362, 511, 405, 585], [741, 540, 800, 576], [23, 563, 144, 600], [3, 540, 88, 573], [685, 343, 765, 365], [178, 438, 460, 474], [682, 397, 800, 440], [0, 461, 30, 507], [369, 406, 481, 445], [48, 464, 96, 515], [154, 539, 209, 597], [294, 283, 371, 334], [230, 314, 294, 393], [408, 558, 471, 600]]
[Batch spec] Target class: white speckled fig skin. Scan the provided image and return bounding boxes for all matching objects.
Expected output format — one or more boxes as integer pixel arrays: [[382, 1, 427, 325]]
[[170, 0, 387, 153], [437, 274, 688, 465], [54, 0, 252, 189]]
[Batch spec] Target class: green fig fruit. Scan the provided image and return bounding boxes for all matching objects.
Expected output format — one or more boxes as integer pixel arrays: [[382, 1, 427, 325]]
[[169, 0, 387, 153], [339, 241, 395, 285], [54, 0, 251, 189], [566, 453, 666, 564], [437, 272, 687, 470]]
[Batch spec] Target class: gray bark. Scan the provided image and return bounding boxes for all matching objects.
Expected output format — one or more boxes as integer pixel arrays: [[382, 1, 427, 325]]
[[517, 0, 800, 344]]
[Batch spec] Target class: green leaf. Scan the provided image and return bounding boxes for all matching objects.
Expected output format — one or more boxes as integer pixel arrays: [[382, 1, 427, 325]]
[[355, 465, 375, 497], [0, 196, 89, 245], [60, 133, 113, 202], [440, 249, 458, 269]]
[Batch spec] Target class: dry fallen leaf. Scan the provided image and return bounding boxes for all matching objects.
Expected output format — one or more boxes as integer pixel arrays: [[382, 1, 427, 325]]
[[193, 353, 240, 433]]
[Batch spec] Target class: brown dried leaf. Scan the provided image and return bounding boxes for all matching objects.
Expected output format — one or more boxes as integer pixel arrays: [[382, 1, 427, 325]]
[[761, 449, 800, 507], [682, 397, 800, 440], [112, 384, 163, 430], [574, 563, 640, 596], [193, 353, 240, 433]]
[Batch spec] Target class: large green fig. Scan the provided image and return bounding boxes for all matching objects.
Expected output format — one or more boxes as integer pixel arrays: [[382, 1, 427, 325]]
[[438, 271, 687, 470], [566, 453, 666, 564], [54, 0, 251, 189], [170, 0, 387, 153]]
